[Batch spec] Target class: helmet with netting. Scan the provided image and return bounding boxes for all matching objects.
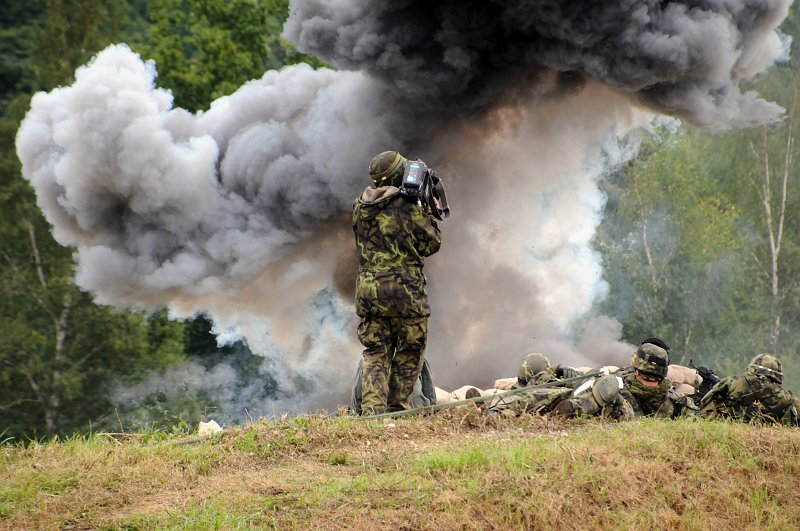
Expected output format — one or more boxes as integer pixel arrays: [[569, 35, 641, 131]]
[[368, 151, 407, 187], [517, 353, 551, 385], [747, 353, 783, 384], [631, 342, 669, 379], [591, 374, 623, 407]]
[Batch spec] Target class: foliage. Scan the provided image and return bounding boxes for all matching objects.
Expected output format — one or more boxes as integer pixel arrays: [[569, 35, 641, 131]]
[[0, 1, 43, 115], [30, 0, 133, 91], [134, 0, 324, 111]]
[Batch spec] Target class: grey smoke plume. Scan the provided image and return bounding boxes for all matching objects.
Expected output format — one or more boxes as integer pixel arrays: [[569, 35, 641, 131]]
[[16, 0, 791, 417], [285, 0, 790, 130]]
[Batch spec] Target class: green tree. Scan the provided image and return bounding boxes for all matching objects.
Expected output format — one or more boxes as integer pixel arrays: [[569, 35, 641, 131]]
[[0, 0, 44, 115], [0, 0, 185, 441], [597, 130, 750, 365], [137, 0, 322, 112]]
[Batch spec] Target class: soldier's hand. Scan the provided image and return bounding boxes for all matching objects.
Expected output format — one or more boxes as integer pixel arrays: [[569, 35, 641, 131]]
[[556, 365, 582, 379]]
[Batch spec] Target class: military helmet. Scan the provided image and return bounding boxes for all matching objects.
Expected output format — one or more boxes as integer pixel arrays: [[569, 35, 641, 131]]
[[517, 352, 551, 385], [368, 150, 407, 187], [591, 374, 623, 407], [640, 337, 669, 352], [747, 353, 783, 384], [631, 341, 669, 379]]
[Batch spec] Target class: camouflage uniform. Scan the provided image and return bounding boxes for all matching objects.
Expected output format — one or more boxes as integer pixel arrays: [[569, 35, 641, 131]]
[[499, 353, 585, 415], [353, 178, 441, 414], [494, 386, 574, 416], [492, 373, 632, 419], [616, 368, 694, 419], [514, 353, 582, 387], [698, 354, 799, 426], [610, 340, 695, 419], [552, 374, 635, 420], [491, 353, 617, 417]]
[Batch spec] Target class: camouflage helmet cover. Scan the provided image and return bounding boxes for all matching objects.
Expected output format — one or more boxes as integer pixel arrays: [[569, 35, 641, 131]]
[[747, 353, 783, 384], [517, 352, 551, 385], [591, 374, 623, 407], [368, 151, 407, 187], [631, 342, 669, 379]]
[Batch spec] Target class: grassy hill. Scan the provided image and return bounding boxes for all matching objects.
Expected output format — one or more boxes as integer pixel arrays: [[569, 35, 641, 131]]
[[2, 408, 800, 530]]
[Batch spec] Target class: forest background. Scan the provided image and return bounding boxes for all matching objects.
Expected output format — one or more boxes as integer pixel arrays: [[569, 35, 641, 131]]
[[1, 0, 799, 441]]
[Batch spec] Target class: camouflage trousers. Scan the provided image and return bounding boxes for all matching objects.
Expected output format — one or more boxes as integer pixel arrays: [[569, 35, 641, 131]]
[[488, 387, 572, 416], [358, 316, 428, 415]]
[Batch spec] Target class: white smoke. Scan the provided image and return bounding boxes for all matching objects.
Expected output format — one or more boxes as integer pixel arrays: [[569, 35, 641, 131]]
[[424, 81, 652, 386]]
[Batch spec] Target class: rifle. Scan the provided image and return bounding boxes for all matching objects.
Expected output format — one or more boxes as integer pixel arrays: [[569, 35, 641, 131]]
[[689, 359, 721, 400]]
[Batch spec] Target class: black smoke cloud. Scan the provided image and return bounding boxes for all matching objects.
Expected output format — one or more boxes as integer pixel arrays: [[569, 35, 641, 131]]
[[14, 0, 791, 416], [285, 0, 789, 129]]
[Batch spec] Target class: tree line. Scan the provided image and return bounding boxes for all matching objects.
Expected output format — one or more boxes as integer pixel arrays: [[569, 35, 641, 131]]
[[1, 1, 799, 440], [0, 0, 315, 441]]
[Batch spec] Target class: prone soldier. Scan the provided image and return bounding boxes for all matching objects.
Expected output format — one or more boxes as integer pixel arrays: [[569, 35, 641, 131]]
[[550, 338, 695, 419], [614, 338, 695, 418], [490, 353, 631, 418], [515, 352, 583, 387], [698, 353, 799, 426]]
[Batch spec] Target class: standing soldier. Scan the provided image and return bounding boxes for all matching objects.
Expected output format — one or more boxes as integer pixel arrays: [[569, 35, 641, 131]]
[[353, 150, 442, 414], [698, 354, 799, 426]]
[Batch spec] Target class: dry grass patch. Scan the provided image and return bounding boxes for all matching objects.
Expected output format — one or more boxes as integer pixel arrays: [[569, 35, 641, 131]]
[[2, 411, 800, 530]]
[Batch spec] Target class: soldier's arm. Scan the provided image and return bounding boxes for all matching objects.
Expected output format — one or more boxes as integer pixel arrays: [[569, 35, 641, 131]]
[[775, 390, 799, 426], [410, 205, 442, 257], [668, 389, 698, 417], [352, 199, 362, 233], [602, 396, 635, 421], [697, 378, 731, 418], [556, 365, 583, 379], [791, 396, 800, 427]]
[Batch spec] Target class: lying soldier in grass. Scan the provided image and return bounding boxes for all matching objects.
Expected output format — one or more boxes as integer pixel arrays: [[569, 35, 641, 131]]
[[698, 353, 800, 426], [487, 339, 696, 420]]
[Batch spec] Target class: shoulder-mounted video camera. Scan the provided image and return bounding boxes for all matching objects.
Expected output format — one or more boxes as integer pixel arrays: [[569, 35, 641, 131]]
[[399, 159, 450, 221]]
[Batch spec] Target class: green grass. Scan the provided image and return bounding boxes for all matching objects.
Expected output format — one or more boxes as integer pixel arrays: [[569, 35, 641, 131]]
[[2, 411, 800, 529]]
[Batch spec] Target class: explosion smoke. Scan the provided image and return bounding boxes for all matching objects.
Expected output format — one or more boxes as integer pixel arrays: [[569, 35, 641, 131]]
[[15, 0, 792, 420], [285, 0, 789, 129]]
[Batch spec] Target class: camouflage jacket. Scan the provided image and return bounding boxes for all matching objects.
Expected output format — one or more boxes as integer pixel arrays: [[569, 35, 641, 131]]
[[352, 186, 441, 317], [490, 387, 574, 415], [514, 366, 584, 389], [616, 369, 694, 419], [698, 374, 799, 426]]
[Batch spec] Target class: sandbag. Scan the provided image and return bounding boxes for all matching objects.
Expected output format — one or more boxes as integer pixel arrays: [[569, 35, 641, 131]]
[[494, 377, 517, 390], [667, 364, 701, 394], [198, 420, 222, 436]]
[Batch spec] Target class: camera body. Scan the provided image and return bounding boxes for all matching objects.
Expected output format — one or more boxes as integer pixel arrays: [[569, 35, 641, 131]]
[[399, 159, 450, 221]]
